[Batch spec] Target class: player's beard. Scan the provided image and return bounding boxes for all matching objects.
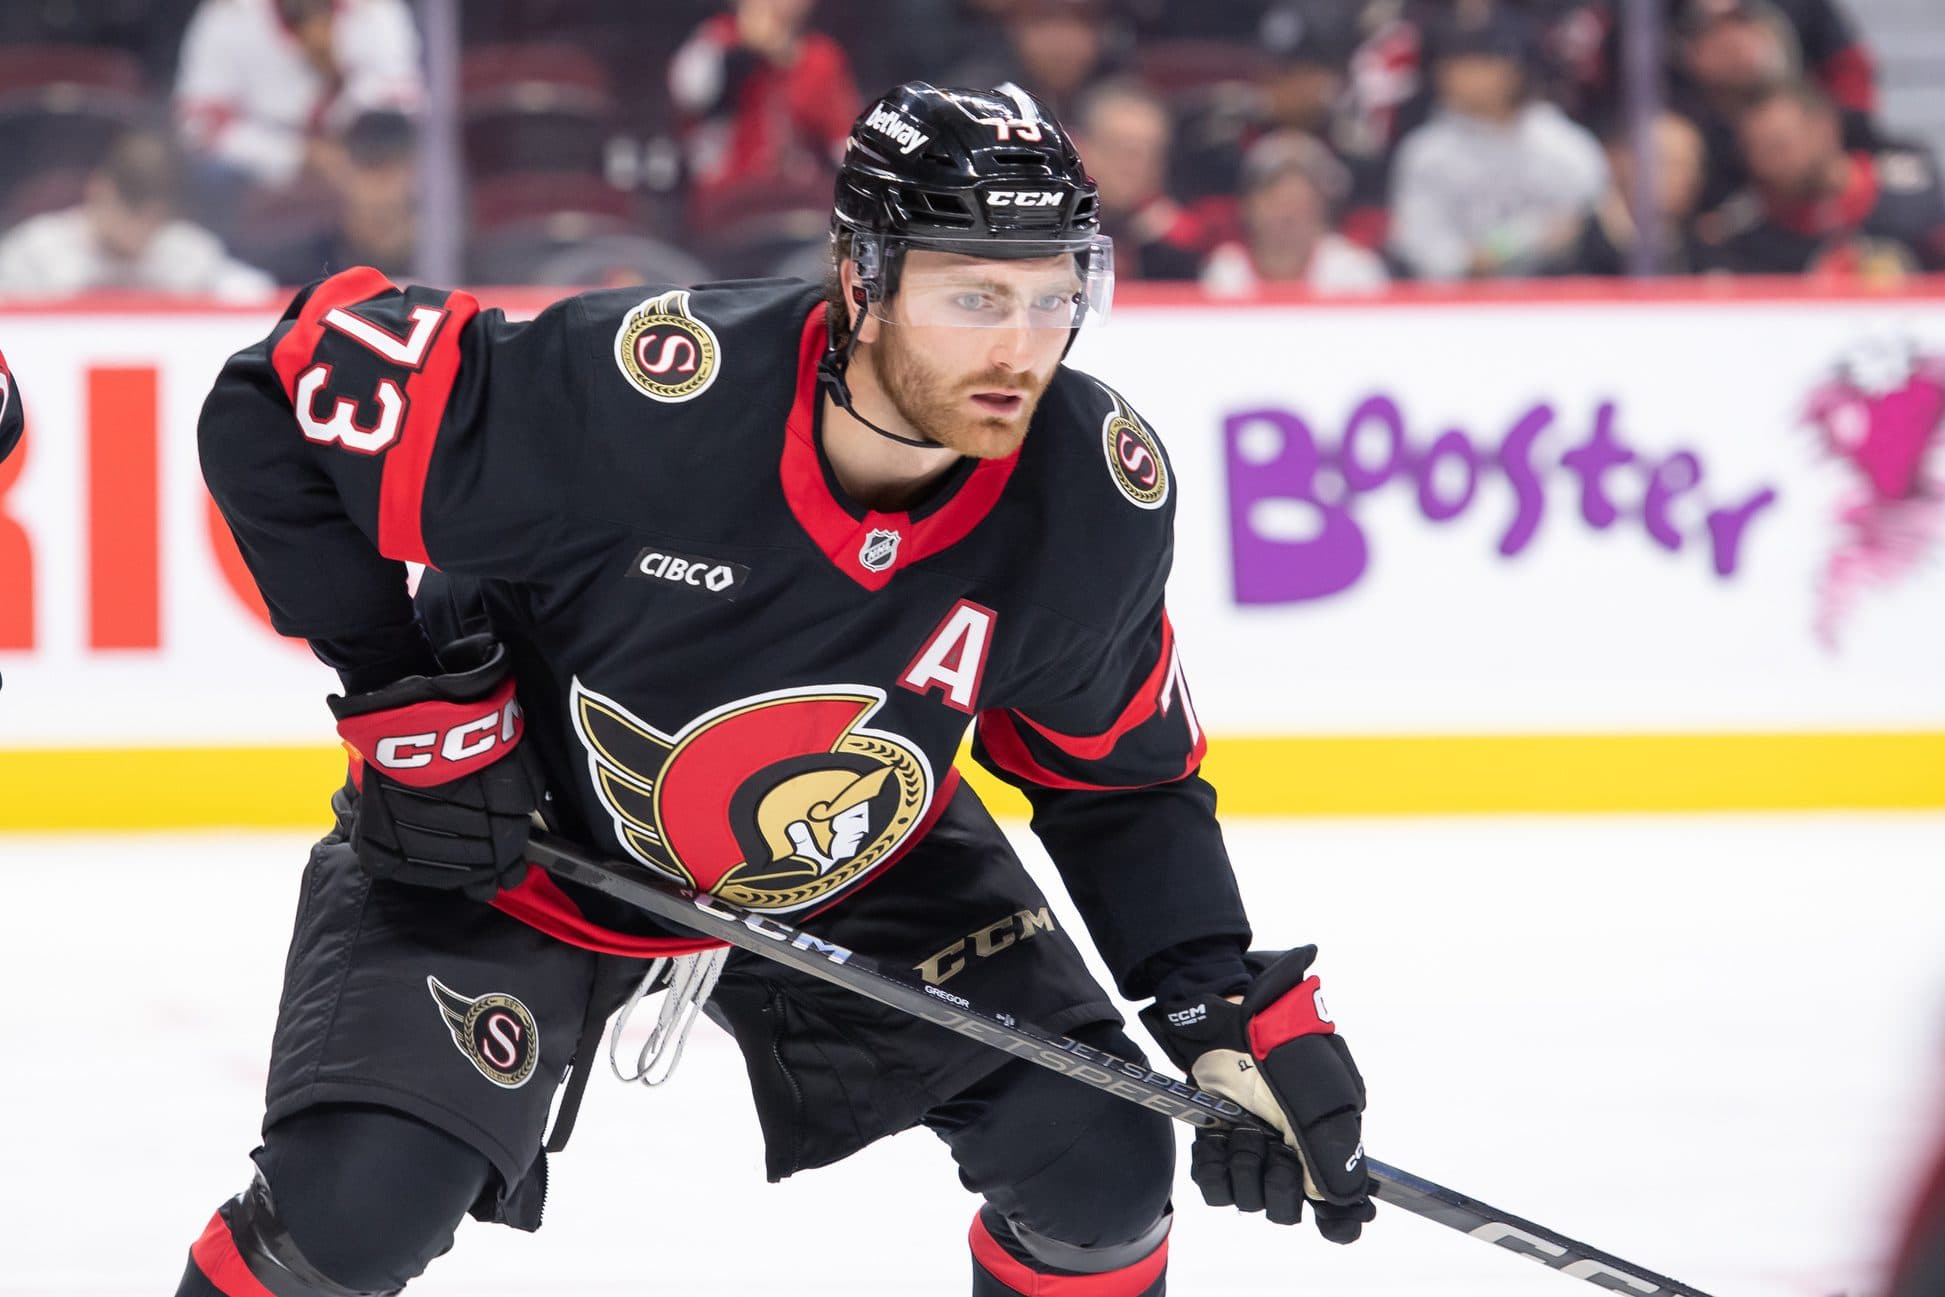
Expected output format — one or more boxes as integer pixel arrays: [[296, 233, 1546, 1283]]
[[870, 325, 1051, 459]]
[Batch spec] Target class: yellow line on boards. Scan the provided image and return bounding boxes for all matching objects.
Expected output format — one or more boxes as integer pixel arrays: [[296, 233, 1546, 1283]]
[[1189, 733, 1945, 815], [3, 746, 352, 831], [2, 733, 1942, 831]]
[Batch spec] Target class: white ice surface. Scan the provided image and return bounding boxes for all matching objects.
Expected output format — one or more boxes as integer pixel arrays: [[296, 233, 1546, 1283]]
[[4, 813, 1942, 1297]]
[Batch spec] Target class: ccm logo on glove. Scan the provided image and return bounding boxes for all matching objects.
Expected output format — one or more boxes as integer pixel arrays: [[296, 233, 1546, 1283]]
[[1142, 946, 1373, 1241], [336, 678, 523, 786]]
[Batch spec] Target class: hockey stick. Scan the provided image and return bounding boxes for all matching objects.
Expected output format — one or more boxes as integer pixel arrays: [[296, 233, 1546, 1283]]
[[527, 831, 1718, 1297]]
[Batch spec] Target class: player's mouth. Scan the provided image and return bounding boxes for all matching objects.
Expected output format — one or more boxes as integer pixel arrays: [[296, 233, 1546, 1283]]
[[969, 390, 1026, 416]]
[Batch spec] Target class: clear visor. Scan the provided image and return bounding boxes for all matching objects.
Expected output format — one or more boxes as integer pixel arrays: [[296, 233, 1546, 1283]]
[[857, 233, 1115, 330]]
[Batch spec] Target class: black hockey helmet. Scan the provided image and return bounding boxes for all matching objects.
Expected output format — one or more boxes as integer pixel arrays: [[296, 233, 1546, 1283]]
[[835, 81, 1102, 249], [820, 81, 1114, 446]]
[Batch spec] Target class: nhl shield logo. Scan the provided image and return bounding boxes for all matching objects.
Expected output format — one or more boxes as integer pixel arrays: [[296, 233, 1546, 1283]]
[[614, 289, 721, 403], [859, 528, 902, 573], [427, 976, 539, 1089]]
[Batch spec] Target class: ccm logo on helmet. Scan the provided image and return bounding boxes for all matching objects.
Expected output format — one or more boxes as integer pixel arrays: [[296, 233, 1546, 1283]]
[[985, 190, 1063, 207], [373, 701, 522, 771]]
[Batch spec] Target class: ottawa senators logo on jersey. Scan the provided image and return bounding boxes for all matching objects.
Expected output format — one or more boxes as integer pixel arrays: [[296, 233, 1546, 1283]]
[[426, 976, 539, 1089], [1100, 388, 1169, 510], [613, 289, 721, 403], [570, 681, 934, 913]]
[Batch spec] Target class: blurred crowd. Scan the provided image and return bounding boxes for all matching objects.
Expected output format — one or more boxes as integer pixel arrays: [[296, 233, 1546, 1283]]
[[0, 0, 1939, 297]]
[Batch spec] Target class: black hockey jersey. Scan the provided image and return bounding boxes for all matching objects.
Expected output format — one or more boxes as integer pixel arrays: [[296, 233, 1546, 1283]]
[[199, 268, 1250, 998]]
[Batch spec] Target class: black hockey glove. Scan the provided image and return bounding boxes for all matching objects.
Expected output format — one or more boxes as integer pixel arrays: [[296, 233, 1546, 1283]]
[[1140, 946, 1374, 1242], [327, 635, 541, 901]]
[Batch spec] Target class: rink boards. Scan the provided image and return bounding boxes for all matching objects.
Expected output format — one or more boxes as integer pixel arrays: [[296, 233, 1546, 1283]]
[[2, 280, 1942, 825]]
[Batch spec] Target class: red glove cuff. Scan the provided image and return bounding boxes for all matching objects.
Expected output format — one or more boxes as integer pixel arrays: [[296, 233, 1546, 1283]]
[[1246, 974, 1336, 1059], [335, 676, 523, 789]]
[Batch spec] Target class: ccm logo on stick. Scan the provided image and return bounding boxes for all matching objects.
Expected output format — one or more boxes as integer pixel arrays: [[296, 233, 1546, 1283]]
[[373, 700, 523, 771]]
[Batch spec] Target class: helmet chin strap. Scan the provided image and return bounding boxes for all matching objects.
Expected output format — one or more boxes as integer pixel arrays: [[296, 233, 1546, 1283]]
[[817, 287, 947, 450]]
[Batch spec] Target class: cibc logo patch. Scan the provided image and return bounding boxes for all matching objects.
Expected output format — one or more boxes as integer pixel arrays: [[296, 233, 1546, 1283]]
[[427, 976, 538, 1089], [614, 290, 720, 403], [631, 546, 750, 601]]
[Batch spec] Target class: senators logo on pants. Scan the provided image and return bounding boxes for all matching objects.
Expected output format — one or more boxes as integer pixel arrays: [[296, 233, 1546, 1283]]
[[427, 976, 539, 1089], [571, 681, 933, 913]]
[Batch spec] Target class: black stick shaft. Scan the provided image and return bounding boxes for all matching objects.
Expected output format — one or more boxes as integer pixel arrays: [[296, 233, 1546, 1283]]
[[528, 833, 1718, 1297]]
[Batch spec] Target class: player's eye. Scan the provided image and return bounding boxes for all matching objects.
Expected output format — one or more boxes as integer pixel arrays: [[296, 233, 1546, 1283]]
[[952, 293, 995, 312]]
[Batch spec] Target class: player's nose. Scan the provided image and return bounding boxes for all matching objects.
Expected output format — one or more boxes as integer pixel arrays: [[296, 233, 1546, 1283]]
[[985, 321, 1034, 369]]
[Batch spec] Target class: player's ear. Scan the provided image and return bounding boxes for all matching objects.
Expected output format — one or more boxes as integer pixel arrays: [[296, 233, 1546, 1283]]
[[840, 257, 880, 345]]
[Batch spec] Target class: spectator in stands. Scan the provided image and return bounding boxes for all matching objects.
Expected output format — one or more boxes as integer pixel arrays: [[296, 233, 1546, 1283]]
[[1699, 80, 1945, 275], [1674, 0, 1875, 117], [1254, 6, 1354, 140], [249, 109, 418, 284], [1072, 79, 1208, 281], [174, 0, 422, 198], [1202, 130, 1390, 294], [1555, 110, 1715, 274], [1525, 0, 1618, 125], [1167, 4, 1391, 248], [0, 129, 272, 297], [1387, 4, 1606, 279], [1260, 3, 1393, 245], [668, 0, 862, 245], [950, 0, 1123, 122], [1672, 0, 1877, 210]]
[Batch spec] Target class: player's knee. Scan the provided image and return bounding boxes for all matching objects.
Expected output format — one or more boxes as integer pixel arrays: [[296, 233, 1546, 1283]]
[[1027, 1031, 1174, 1247], [1050, 1104, 1172, 1247], [255, 1103, 493, 1293]]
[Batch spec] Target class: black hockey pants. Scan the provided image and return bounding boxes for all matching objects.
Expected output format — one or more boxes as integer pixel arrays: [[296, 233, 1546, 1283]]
[[176, 1023, 1172, 1295]]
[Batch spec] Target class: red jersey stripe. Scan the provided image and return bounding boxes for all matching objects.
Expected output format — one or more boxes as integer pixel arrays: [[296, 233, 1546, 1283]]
[[779, 304, 1019, 590], [976, 710, 1120, 791], [1013, 614, 1177, 762], [268, 266, 394, 403], [978, 707, 1204, 791], [378, 289, 479, 566]]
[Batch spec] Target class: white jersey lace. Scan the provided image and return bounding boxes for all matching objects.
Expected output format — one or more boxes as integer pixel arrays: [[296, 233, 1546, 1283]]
[[607, 948, 729, 1087]]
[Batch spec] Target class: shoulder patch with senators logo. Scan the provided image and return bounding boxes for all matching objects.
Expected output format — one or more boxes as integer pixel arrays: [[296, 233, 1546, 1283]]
[[613, 289, 721, 403], [1097, 385, 1169, 510]]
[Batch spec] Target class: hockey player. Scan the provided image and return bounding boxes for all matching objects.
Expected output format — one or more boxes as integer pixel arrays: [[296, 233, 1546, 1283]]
[[183, 82, 1374, 1297]]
